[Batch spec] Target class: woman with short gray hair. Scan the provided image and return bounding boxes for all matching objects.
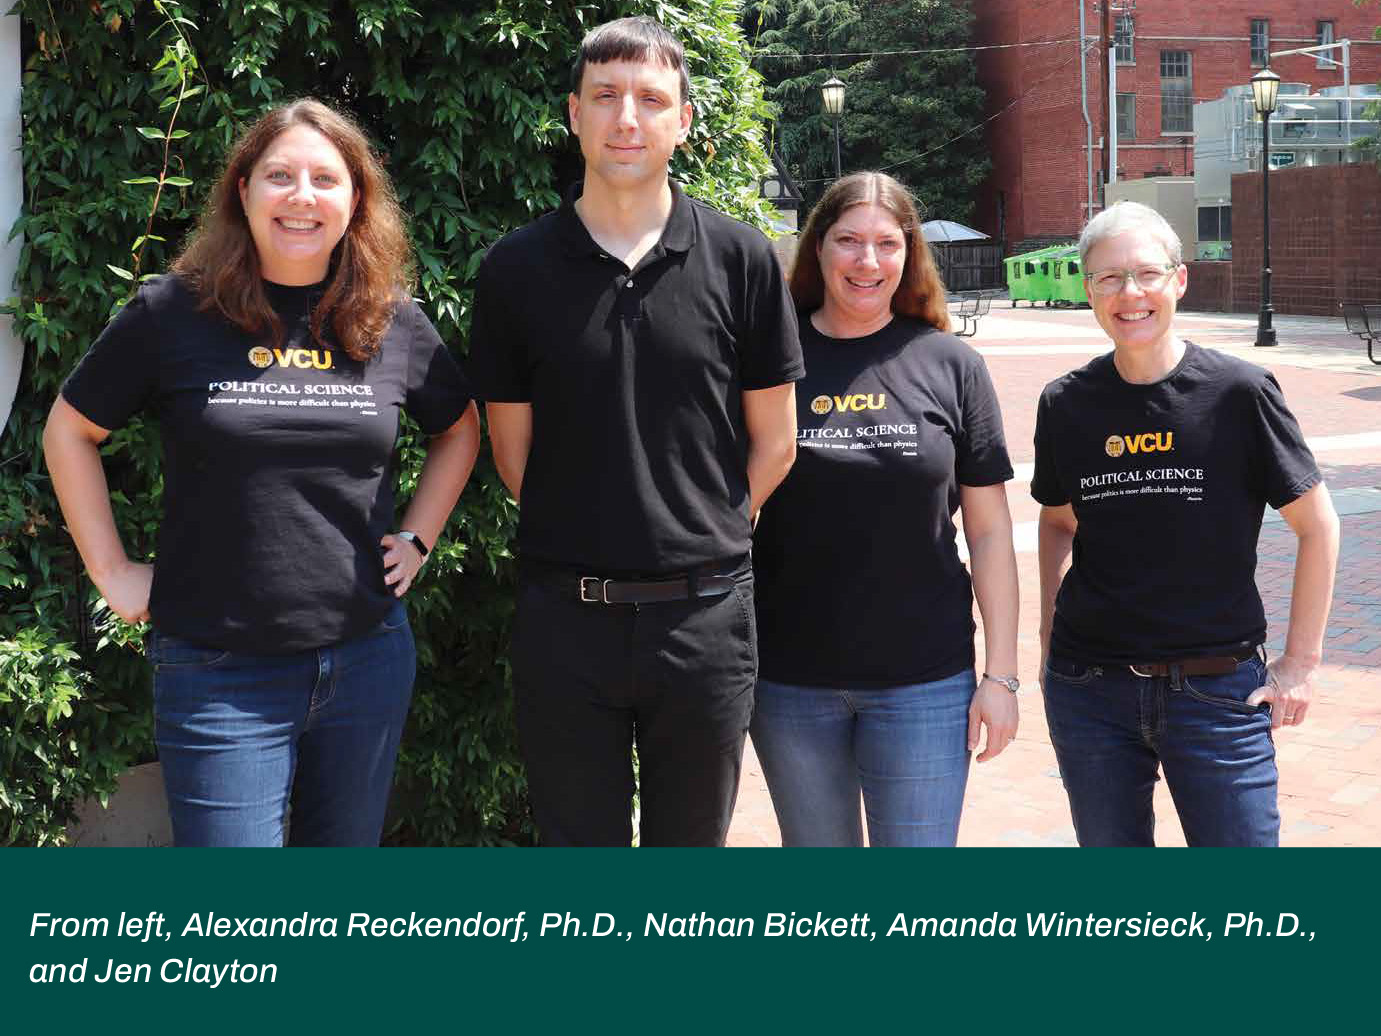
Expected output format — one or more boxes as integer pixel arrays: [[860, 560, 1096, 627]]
[[1077, 200, 1182, 268], [1032, 201, 1338, 846]]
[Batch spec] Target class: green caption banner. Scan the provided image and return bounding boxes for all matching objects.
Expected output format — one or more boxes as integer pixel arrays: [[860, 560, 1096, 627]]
[[2, 850, 1371, 1028]]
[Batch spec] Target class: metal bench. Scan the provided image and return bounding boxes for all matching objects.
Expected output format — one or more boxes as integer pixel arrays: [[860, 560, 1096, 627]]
[[954, 291, 993, 338], [1341, 303, 1381, 365]]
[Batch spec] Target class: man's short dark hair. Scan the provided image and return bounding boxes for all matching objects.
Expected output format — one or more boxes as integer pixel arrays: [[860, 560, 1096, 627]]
[[570, 16, 690, 104]]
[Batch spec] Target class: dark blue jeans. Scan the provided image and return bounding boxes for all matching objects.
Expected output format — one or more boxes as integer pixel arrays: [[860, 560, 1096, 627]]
[[151, 603, 416, 847], [1043, 654, 1279, 847]]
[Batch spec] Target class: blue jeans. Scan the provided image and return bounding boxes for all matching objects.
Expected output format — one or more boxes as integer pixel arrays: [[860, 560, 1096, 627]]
[[749, 670, 976, 847], [1043, 654, 1279, 847], [151, 603, 416, 847]]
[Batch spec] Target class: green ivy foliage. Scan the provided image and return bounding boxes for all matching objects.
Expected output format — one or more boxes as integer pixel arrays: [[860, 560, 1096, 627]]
[[3, 0, 774, 845]]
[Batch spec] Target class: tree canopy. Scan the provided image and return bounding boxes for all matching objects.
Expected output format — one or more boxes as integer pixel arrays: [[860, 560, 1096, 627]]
[[746, 0, 990, 220]]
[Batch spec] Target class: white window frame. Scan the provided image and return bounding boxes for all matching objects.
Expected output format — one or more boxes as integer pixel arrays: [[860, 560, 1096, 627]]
[[1316, 21, 1335, 70], [1115, 16, 1134, 65], [1250, 19, 1269, 68], [1159, 50, 1192, 134]]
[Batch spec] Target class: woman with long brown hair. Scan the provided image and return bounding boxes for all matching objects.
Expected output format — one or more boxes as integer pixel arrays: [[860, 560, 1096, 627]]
[[751, 171, 1019, 846], [43, 99, 479, 846]]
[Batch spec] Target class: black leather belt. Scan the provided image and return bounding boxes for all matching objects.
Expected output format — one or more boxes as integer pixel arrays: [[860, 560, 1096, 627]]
[[578, 574, 735, 605], [1126, 653, 1252, 678]]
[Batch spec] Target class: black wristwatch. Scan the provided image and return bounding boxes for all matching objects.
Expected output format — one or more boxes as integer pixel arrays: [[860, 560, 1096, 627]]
[[397, 530, 430, 558]]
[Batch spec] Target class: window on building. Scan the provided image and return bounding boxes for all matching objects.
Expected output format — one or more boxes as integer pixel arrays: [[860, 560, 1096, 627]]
[[1116, 93, 1136, 140], [1316, 21, 1335, 69], [1160, 51, 1192, 133], [1250, 20, 1269, 67], [1115, 16, 1134, 64], [1197, 206, 1232, 242], [1197, 207, 1215, 243]]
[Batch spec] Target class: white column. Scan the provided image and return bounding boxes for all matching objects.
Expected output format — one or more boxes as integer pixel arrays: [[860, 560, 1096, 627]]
[[0, 13, 22, 433]]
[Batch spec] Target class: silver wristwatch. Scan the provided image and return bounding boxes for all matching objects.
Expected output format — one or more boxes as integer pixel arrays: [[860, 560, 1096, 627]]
[[981, 672, 1020, 694]]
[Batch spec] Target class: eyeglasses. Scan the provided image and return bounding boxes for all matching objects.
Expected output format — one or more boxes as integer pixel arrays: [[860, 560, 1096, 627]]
[[1085, 264, 1180, 296]]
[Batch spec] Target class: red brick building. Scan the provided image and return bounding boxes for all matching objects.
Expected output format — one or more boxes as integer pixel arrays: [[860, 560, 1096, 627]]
[[971, 1, 1381, 247]]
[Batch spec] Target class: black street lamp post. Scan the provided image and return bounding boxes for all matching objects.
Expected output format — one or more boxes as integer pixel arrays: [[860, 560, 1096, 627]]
[[821, 76, 846, 181], [1251, 67, 1281, 348]]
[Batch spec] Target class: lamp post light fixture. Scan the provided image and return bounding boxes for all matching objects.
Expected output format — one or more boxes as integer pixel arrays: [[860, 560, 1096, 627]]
[[1250, 66, 1281, 348], [821, 76, 846, 181]]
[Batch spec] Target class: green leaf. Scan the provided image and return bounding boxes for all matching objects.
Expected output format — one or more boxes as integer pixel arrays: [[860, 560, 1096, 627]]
[[106, 265, 134, 280], [136, 127, 166, 140]]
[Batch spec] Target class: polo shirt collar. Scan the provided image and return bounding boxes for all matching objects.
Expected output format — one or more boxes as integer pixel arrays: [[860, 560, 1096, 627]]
[[556, 179, 698, 258], [660, 180, 696, 252]]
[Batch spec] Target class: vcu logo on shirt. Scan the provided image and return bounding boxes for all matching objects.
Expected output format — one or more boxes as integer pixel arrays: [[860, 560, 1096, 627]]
[[1105, 431, 1174, 458], [247, 346, 334, 371], [810, 393, 887, 415]]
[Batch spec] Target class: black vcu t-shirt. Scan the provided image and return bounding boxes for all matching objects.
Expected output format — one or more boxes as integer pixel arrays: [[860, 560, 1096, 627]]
[[1031, 342, 1321, 663], [754, 316, 1013, 687], [61, 275, 472, 653]]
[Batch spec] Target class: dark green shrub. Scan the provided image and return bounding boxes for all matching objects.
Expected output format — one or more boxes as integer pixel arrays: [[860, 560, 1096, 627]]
[[3, 0, 773, 845], [0, 622, 143, 844]]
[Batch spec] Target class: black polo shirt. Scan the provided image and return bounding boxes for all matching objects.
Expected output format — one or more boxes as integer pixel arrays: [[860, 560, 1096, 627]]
[[468, 181, 803, 575]]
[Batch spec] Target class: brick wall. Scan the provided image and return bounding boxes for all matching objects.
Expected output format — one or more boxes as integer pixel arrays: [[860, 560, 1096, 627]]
[[972, 1, 1381, 244], [1182, 261, 1233, 313], [973, 0, 1085, 244], [1231, 164, 1381, 316], [1012, 235, 1076, 256]]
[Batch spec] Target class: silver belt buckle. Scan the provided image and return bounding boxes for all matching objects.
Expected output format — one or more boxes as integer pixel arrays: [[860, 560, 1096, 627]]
[[579, 577, 609, 603]]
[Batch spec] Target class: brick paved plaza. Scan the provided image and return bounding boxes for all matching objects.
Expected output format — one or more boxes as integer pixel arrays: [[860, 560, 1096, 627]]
[[728, 305, 1381, 847]]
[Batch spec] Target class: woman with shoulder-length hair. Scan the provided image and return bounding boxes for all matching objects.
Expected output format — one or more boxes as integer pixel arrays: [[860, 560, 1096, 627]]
[[43, 98, 480, 847], [751, 171, 1020, 847]]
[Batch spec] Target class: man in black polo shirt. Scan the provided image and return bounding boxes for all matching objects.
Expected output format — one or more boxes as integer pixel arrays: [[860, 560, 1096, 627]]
[[468, 17, 803, 846]]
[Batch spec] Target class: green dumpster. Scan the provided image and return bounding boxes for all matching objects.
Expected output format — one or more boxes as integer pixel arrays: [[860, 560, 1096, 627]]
[[1004, 246, 1064, 307], [1050, 248, 1088, 307], [1025, 247, 1062, 307], [1002, 254, 1027, 306]]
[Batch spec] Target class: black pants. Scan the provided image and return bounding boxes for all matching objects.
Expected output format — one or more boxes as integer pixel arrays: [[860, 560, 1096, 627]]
[[510, 567, 757, 847]]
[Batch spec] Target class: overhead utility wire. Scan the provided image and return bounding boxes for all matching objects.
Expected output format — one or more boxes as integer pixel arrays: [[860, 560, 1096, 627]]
[[752, 38, 1079, 60], [746, 0, 1082, 61], [792, 45, 1086, 185]]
